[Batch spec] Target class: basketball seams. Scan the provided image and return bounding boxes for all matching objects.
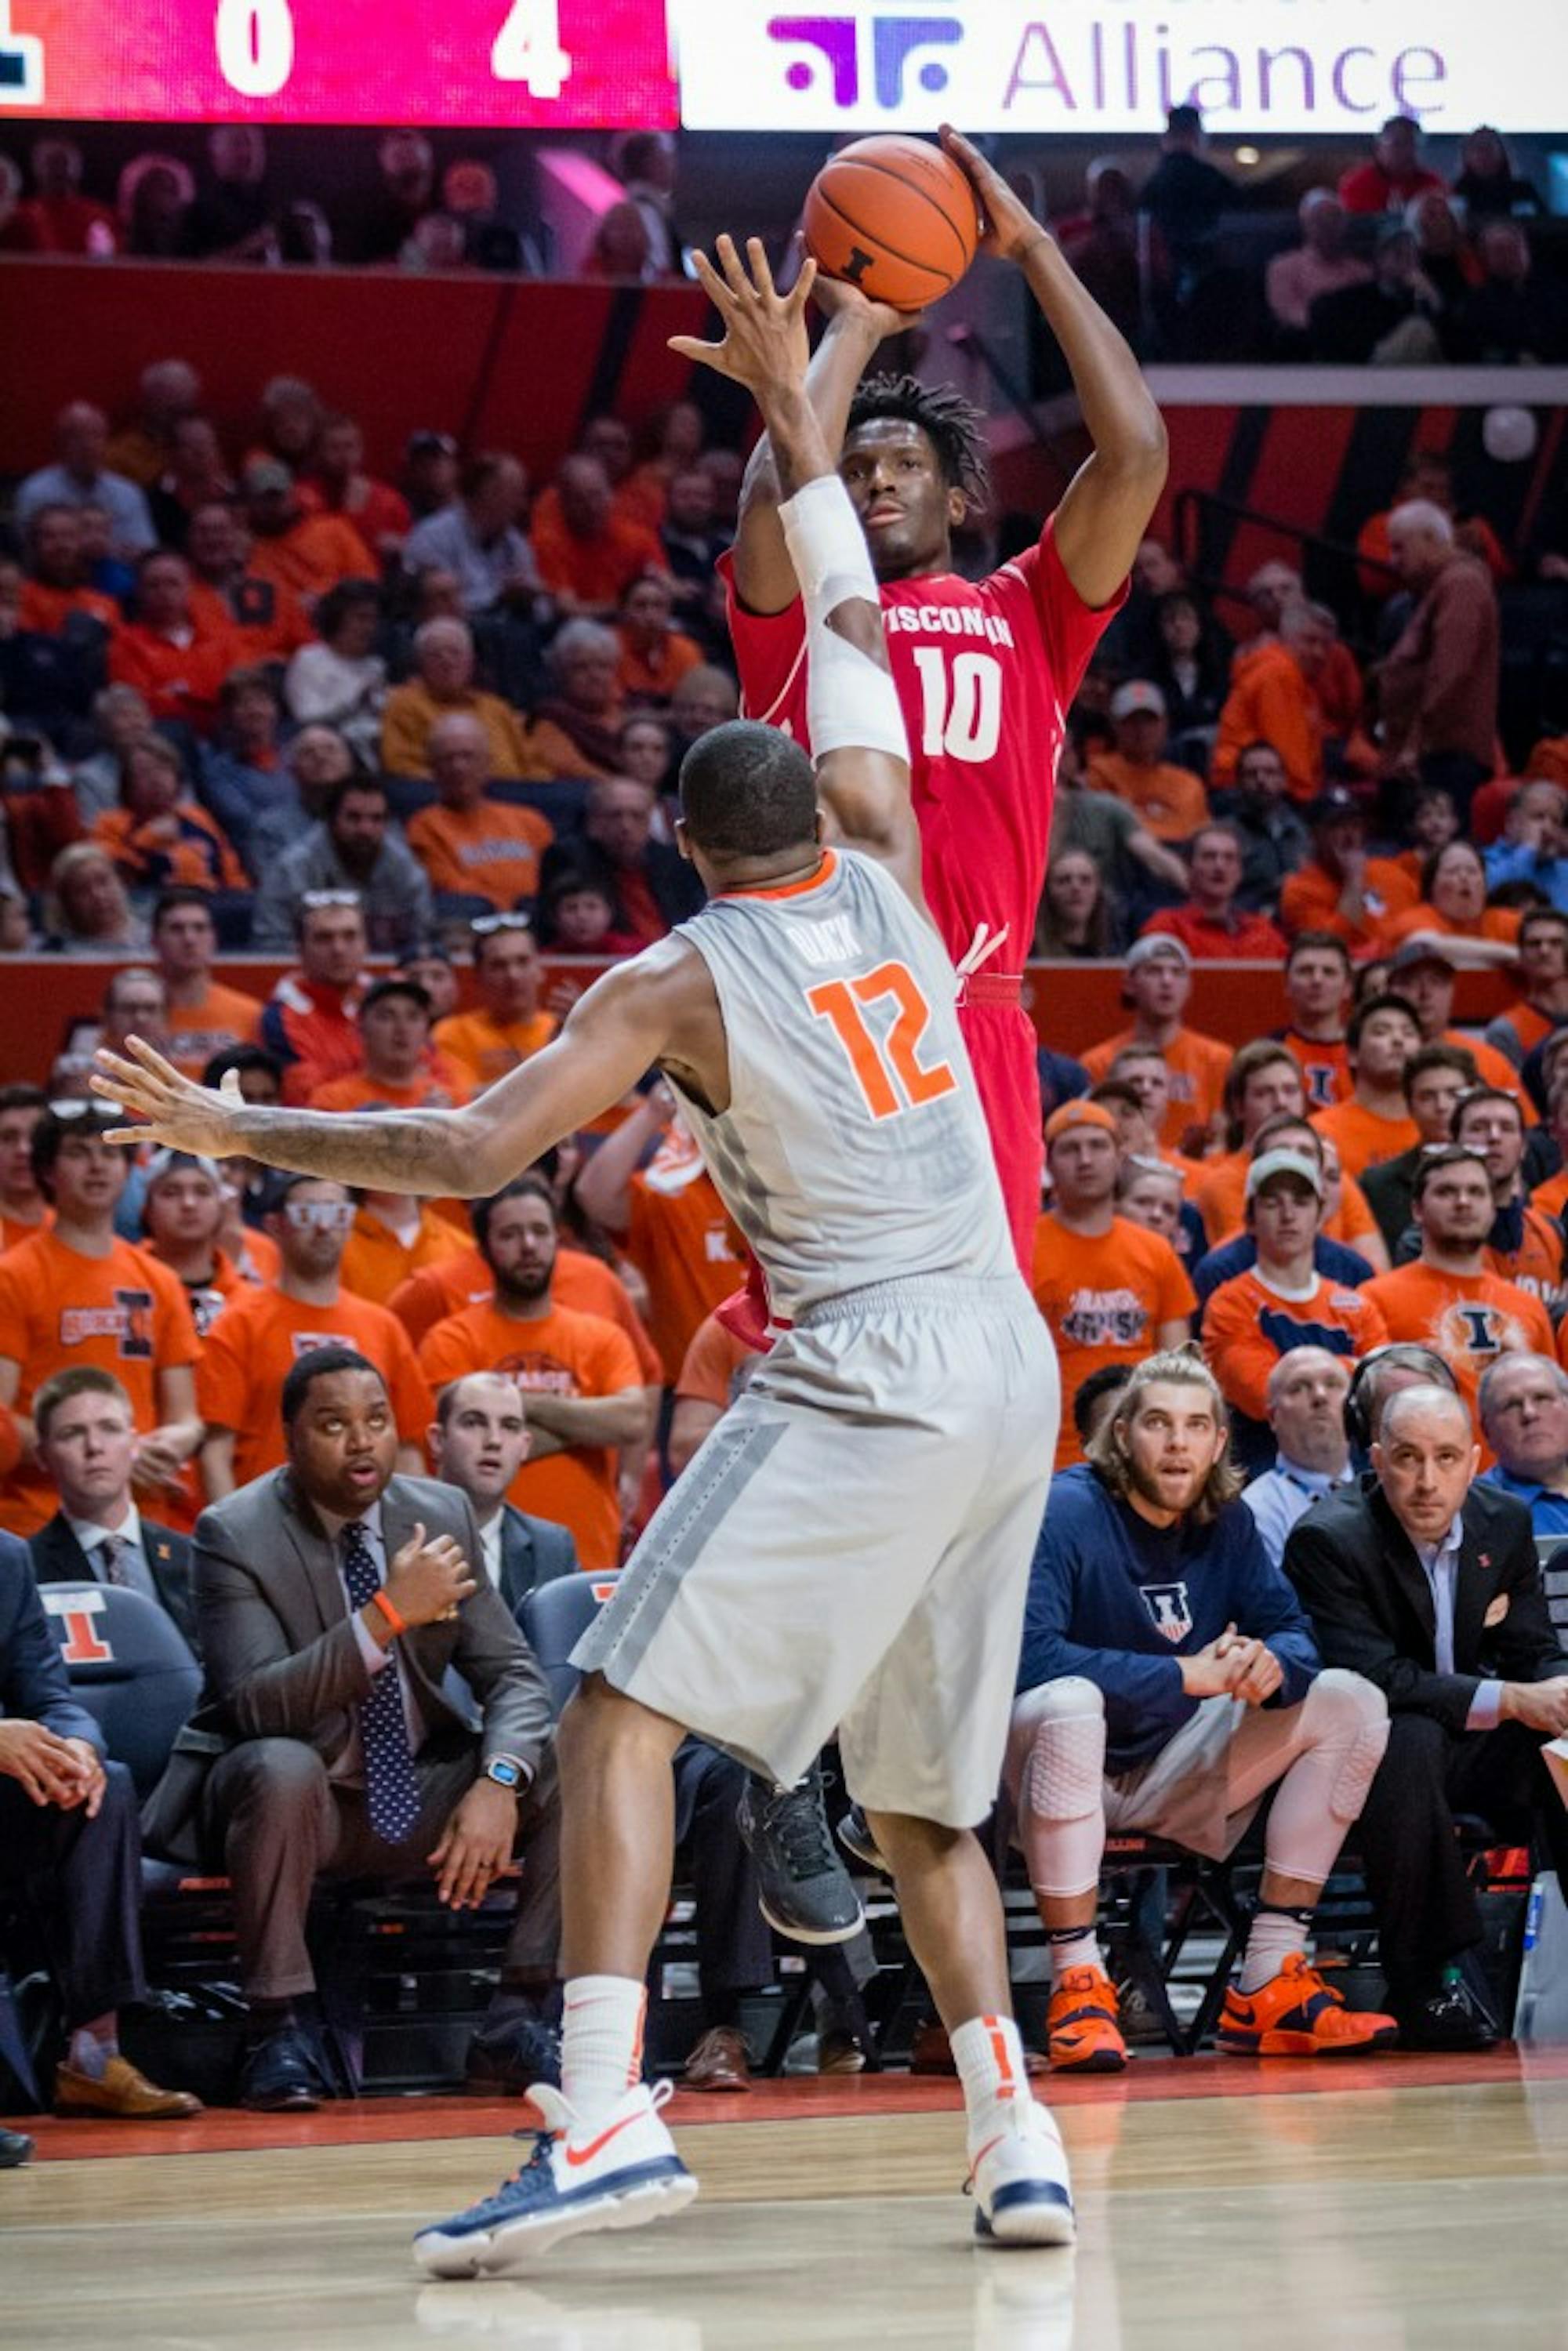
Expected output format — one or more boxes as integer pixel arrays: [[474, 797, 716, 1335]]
[[826, 153, 977, 270], [808, 183, 956, 296]]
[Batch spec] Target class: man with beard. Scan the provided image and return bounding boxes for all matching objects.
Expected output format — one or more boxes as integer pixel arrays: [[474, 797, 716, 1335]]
[[418, 1177, 645, 1575], [253, 778, 433, 956], [1007, 1351, 1395, 2070]]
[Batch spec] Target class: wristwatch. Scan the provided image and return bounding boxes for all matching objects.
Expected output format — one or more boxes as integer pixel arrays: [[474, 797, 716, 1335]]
[[485, 1756, 525, 1792]]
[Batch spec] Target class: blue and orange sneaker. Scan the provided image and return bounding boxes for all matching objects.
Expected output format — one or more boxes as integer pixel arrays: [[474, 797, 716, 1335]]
[[413, 2080, 697, 2277], [1217, 1954, 1399, 2057], [1046, 1966, 1127, 2073]]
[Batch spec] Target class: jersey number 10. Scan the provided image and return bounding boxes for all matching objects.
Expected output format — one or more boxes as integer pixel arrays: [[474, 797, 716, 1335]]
[[807, 961, 958, 1123], [912, 649, 1003, 764]]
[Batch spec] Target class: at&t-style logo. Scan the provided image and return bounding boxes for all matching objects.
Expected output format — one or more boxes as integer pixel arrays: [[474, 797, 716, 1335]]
[[768, 13, 963, 108]]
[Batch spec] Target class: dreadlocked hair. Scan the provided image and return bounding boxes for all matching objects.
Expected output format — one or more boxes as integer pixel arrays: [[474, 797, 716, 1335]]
[[845, 373, 991, 512]]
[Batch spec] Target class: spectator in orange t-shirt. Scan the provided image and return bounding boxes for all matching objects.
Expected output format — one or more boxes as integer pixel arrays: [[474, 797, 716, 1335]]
[[1080, 935, 1232, 1156], [183, 500, 316, 661], [572, 1090, 747, 1384], [1212, 602, 1348, 804], [531, 455, 667, 618], [299, 412, 410, 571], [308, 977, 471, 1114], [0, 1084, 50, 1256], [93, 737, 246, 898], [1486, 908, 1568, 1070], [151, 888, 263, 1082], [1362, 1148, 1555, 1460], [340, 1192, 471, 1308], [380, 617, 543, 782], [1450, 1087, 1568, 1322], [16, 505, 121, 637], [137, 1147, 269, 1341], [1031, 1101, 1194, 1468], [418, 1178, 645, 1572], [405, 716, 554, 912], [1384, 938, 1526, 1100], [0, 1107, 202, 1536], [109, 549, 239, 735], [1278, 788, 1418, 952], [1381, 841, 1523, 955], [1312, 993, 1423, 1180], [1278, 930, 1355, 1110], [434, 914, 558, 1091], [238, 459, 370, 603], [1189, 1042, 1308, 1239], [197, 1174, 431, 1498], [1087, 680, 1209, 842], [615, 571, 704, 707]]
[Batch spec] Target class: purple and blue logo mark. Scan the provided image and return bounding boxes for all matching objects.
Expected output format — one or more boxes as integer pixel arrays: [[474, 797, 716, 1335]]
[[768, 13, 962, 109]]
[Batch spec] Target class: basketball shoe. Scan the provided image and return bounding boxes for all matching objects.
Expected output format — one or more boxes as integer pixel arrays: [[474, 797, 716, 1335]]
[[969, 2098, 1076, 2248], [1046, 1966, 1127, 2072], [1216, 1954, 1399, 2056], [412, 2081, 697, 2277], [737, 1763, 864, 1943]]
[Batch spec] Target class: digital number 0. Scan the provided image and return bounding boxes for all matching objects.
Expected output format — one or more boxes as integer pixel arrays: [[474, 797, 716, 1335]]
[[215, 0, 295, 97], [492, 0, 572, 97]]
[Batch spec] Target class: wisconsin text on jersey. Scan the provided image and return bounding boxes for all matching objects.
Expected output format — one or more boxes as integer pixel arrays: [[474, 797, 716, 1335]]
[[883, 606, 1018, 648]]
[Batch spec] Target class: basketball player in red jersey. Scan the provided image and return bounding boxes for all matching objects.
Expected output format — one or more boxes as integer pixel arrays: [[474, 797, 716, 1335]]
[[724, 126, 1169, 1268]]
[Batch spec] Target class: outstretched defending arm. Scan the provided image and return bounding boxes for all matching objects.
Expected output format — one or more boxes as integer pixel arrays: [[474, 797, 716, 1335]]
[[940, 127, 1167, 611], [672, 239, 923, 908]]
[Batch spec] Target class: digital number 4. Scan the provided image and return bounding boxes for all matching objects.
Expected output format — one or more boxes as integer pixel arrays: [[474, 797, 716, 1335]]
[[492, 0, 572, 96], [0, 1, 45, 104]]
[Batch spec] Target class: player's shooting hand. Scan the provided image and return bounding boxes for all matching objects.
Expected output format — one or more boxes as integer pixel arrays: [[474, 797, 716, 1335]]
[[669, 237, 817, 396], [938, 125, 1044, 264], [90, 1038, 248, 1159]]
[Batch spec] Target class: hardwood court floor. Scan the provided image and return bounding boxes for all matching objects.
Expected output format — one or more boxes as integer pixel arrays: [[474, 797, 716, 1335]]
[[5, 2057, 1568, 2350]]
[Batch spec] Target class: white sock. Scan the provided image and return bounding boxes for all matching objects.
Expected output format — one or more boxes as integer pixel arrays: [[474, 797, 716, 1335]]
[[561, 1975, 647, 2129], [1239, 1907, 1312, 1995], [1046, 1925, 1105, 1986], [949, 2014, 1032, 2153]]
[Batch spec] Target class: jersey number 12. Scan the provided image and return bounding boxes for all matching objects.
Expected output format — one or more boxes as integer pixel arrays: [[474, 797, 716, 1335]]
[[807, 962, 958, 1121]]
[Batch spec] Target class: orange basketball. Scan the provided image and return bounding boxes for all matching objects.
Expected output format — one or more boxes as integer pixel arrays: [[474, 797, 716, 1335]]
[[803, 135, 980, 312]]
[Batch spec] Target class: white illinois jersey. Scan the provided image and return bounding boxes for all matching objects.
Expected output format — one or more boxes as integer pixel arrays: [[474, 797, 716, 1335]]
[[666, 847, 1015, 1319]]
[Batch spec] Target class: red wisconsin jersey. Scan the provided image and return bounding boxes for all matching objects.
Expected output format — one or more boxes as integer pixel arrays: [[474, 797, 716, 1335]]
[[720, 522, 1123, 962]]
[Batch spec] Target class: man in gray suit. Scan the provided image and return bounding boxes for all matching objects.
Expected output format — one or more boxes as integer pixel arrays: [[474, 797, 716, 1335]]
[[143, 1343, 561, 2112], [427, 1371, 579, 1614]]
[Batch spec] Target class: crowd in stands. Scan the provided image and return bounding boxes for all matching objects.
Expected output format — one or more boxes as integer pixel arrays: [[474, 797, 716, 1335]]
[[2, 183, 1567, 2134]]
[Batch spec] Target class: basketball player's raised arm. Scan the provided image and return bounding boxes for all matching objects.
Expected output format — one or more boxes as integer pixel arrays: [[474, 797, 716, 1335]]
[[940, 128, 1167, 610], [672, 239, 924, 909], [89, 947, 699, 1203]]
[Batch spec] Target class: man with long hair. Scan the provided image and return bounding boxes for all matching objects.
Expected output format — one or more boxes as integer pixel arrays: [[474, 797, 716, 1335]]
[[1007, 1351, 1396, 2071]]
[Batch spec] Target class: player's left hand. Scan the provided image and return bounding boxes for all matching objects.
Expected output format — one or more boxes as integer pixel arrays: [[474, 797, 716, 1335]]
[[938, 126, 1047, 264], [669, 236, 817, 395], [90, 1038, 247, 1158]]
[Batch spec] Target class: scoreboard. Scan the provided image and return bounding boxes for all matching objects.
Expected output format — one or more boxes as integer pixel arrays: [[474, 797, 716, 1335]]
[[0, 0, 677, 126]]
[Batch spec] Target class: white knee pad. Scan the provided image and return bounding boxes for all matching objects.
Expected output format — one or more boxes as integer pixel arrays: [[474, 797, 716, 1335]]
[[1309, 1668, 1391, 1823], [779, 475, 909, 764], [1022, 1679, 1106, 1820]]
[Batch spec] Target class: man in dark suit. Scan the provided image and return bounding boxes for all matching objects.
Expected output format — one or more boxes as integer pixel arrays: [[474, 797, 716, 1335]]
[[143, 1344, 561, 2112], [427, 1370, 578, 1615], [28, 1366, 198, 1651], [1286, 1381, 1568, 2047], [0, 1529, 200, 2124]]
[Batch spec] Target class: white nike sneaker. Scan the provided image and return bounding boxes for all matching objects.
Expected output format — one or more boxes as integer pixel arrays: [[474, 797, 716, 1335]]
[[969, 2099, 1076, 2249], [413, 2081, 698, 2278]]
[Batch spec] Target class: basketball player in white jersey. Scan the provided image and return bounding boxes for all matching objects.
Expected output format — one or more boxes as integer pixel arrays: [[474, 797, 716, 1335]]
[[93, 240, 1069, 2267]]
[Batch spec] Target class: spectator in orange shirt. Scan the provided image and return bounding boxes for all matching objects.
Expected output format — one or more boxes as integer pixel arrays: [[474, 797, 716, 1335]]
[[183, 500, 314, 661], [615, 571, 704, 708], [309, 977, 471, 1114], [0, 1105, 202, 1536], [524, 621, 630, 782], [93, 736, 246, 900], [1211, 603, 1333, 803], [1243, 560, 1365, 743], [1278, 787, 1418, 951], [1362, 1148, 1555, 1458], [1189, 1041, 1309, 1239], [1382, 840, 1523, 954], [108, 550, 238, 734], [1312, 993, 1423, 1179], [1278, 930, 1354, 1109], [1450, 1087, 1568, 1322], [1030, 1101, 1194, 1468], [258, 891, 369, 1105], [1080, 934, 1232, 1156], [405, 716, 554, 912], [238, 459, 370, 604], [380, 617, 541, 783], [138, 1146, 267, 1339], [299, 412, 410, 571], [418, 1177, 645, 1573], [1203, 1149, 1390, 1460], [530, 455, 667, 619], [1384, 938, 1527, 1099], [434, 914, 558, 1091], [1087, 680, 1209, 842], [1140, 823, 1287, 960], [150, 888, 262, 1081], [0, 1084, 49, 1254], [16, 506, 121, 637], [197, 1173, 430, 1498], [668, 1308, 758, 1477], [339, 1188, 470, 1308], [573, 1087, 747, 1383]]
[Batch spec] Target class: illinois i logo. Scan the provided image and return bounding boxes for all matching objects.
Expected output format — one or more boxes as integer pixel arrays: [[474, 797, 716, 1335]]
[[1140, 1582, 1193, 1643]]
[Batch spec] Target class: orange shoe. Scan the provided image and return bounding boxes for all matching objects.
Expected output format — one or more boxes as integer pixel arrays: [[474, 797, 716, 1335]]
[[1217, 1954, 1399, 2056], [1047, 1967, 1127, 2073]]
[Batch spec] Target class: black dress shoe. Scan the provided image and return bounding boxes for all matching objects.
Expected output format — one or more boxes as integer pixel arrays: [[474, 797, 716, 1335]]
[[0, 2127, 33, 2168], [465, 2014, 562, 2095], [240, 2026, 332, 2112], [1394, 1983, 1498, 2052]]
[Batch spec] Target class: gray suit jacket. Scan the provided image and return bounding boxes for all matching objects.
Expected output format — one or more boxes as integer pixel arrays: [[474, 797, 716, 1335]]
[[142, 1468, 552, 1861]]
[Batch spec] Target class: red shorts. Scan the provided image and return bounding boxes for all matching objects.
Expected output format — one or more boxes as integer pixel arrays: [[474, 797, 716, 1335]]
[[957, 986, 1042, 1278]]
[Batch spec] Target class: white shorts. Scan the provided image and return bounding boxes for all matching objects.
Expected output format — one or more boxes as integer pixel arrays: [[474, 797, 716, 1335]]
[[573, 1276, 1059, 1827]]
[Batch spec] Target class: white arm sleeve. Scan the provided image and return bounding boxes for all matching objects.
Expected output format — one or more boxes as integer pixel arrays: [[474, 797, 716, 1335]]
[[778, 475, 909, 765]]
